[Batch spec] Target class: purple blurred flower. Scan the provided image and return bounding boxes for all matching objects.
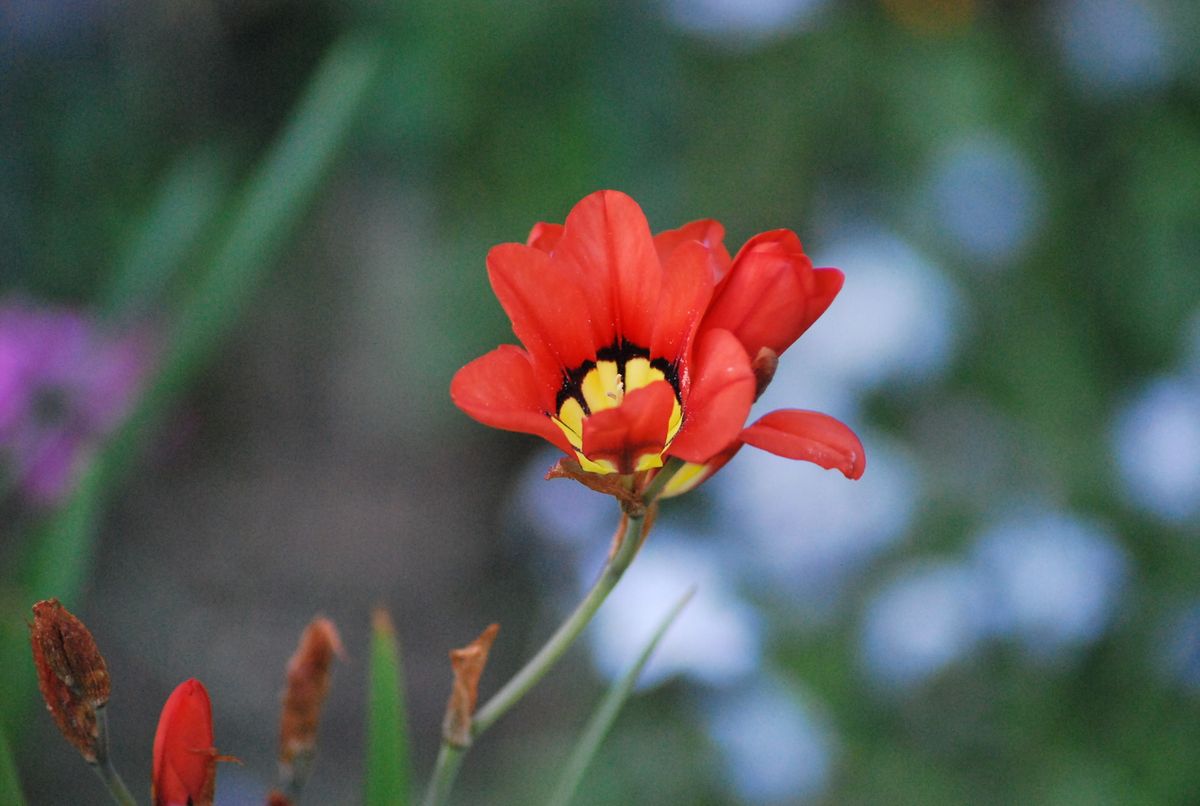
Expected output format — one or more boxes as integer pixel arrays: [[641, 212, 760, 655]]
[[0, 298, 151, 506]]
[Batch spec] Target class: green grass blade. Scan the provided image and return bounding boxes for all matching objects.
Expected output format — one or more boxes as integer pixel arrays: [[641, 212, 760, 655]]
[[545, 587, 696, 806], [101, 147, 233, 318], [0, 725, 28, 806], [366, 608, 411, 806]]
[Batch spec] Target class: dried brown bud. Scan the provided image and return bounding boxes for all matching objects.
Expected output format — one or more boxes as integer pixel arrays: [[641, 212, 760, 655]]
[[29, 598, 110, 762], [751, 347, 779, 401], [279, 618, 344, 767], [441, 623, 499, 748]]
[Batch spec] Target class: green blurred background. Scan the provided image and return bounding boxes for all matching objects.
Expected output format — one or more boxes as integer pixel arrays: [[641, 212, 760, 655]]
[[3, 0, 1199, 803]]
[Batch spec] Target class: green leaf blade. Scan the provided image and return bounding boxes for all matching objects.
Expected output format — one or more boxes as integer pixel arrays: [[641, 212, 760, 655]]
[[0, 725, 28, 806], [546, 586, 696, 806], [366, 608, 411, 806]]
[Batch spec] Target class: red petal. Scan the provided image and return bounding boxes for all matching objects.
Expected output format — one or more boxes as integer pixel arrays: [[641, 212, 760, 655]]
[[667, 328, 754, 463], [487, 242, 596, 383], [702, 230, 838, 358], [554, 190, 662, 349], [653, 219, 732, 283], [526, 222, 563, 253], [450, 345, 571, 453], [153, 679, 216, 806], [740, 409, 866, 479], [582, 381, 677, 474], [801, 268, 844, 334], [649, 239, 715, 365]]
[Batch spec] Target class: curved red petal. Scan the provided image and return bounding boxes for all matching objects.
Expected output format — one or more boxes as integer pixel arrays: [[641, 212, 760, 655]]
[[702, 229, 835, 358], [667, 328, 755, 463], [653, 219, 732, 283], [554, 190, 661, 349], [153, 679, 216, 806], [487, 242, 596, 380], [800, 268, 844, 335], [526, 222, 563, 253], [450, 346, 571, 453], [740, 409, 866, 479], [581, 381, 677, 475], [649, 239, 715, 365]]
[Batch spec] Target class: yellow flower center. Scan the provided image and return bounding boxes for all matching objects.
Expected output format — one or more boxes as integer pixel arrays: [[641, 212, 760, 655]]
[[551, 346, 684, 474]]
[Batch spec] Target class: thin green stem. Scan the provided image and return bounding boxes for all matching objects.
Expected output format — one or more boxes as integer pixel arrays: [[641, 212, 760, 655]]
[[472, 511, 645, 735], [421, 458, 686, 805], [91, 707, 137, 806], [421, 743, 463, 806], [640, 457, 685, 503]]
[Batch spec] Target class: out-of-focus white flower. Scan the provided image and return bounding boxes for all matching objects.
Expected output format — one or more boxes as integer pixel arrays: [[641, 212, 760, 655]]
[[971, 510, 1128, 658], [712, 433, 918, 612], [704, 678, 835, 804], [927, 135, 1042, 266], [587, 531, 762, 688], [859, 560, 989, 689], [1112, 375, 1200, 523], [780, 230, 962, 394], [1052, 0, 1172, 97]]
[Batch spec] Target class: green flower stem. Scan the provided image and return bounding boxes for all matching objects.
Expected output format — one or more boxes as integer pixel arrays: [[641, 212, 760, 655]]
[[421, 458, 685, 806], [91, 707, 137, 806], [421, 743, 464, 806]]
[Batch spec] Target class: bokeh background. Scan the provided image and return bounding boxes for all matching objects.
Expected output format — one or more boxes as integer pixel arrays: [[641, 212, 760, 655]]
[[3, 0, 1200, 803]]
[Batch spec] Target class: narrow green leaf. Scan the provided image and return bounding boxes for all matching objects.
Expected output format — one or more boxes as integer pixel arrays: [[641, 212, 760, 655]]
[[101, 147, 233, 318], [366, 608, 411, 806], [545, 587, 696, 806], [0, 725, 28, 806]]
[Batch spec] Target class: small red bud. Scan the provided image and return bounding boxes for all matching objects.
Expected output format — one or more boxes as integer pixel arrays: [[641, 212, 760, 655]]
[[152, 679, 234, 806]]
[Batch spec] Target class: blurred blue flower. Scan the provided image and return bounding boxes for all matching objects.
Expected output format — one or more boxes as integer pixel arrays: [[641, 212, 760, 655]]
[[587, 530, 763, 688], [971, 510, 1128, 659], [664, 0, 829, 46], [1157, 602, 1200, 694], [927, 135, 1042, 266], [712, 432, 918, 613], [781, 230, 962, 395], [1053, 0, 1172, 97], [2, 0, 108, 50], [704, 678, 834, 804], [510, 446, 618, 548], [0, 298, 150, 506], [859, 560, 989, 689], [1112, 375, 1200, 523]]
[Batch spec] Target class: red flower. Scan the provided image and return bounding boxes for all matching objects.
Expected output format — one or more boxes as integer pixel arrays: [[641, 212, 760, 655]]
[[451, 190, 864, 492], [152, 679, 221, 806]]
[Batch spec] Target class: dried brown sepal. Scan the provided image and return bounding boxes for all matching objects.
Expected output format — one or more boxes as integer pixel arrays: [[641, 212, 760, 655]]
[[441, 623, 500, 748], [547, 458, 644, 515], [278, 617, 344, 766], [751, 347, 779, 401], [29, 598, 110, 762]]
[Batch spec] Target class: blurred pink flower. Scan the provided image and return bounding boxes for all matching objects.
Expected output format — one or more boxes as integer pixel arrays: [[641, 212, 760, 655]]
[[0, 298, 151, 506]]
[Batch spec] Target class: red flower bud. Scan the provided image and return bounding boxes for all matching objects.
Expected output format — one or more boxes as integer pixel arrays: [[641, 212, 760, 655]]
[[152, 679, 224, 806]]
